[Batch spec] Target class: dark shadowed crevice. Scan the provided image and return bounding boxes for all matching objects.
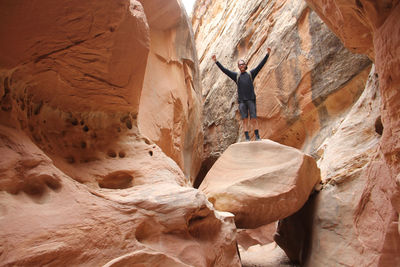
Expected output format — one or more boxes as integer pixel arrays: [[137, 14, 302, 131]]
[[193, 156, 218, 188]]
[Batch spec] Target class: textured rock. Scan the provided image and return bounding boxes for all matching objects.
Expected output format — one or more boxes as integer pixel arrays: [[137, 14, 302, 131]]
[[302, 1, 400, 266], [305, 0, 397, 59], [0, 125, 241, 266], [0, 0, 203, 185], [199, 140, 321, 228], [278, 65, 400, 266], [237, 222, 276, 250], [192, 0, 371, 185], [194, 0, 400, 265], [0, 0, 238, 266]]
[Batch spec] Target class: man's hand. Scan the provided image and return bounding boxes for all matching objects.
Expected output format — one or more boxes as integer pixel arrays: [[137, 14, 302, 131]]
[[267, 47, 271, 54], [212, 55, 217, 62]]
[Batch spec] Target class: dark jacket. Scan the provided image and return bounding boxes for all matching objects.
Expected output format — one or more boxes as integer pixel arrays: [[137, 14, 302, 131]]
[[215, 53, 269, 102]]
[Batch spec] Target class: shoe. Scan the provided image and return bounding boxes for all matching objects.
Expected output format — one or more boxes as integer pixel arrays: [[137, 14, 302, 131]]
[[255, 137, 261, 141], [245, 137, 250, 142]]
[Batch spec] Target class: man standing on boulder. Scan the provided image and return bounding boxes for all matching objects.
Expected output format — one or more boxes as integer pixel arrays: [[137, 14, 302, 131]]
[[212, 48, 271, 141]]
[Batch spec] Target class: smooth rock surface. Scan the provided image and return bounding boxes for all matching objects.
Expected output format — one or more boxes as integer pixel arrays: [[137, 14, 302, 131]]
[[199, 140, 320, 228], [138, 0, 203, 182]]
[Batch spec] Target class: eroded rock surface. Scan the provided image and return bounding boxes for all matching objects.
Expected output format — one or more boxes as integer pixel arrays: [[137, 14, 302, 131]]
[[199, 140, 320, 228], [0, 0, 238, 266], [237, 222, 276, 251], [302, 1, 400, 265], [194, 0, 400, 265]]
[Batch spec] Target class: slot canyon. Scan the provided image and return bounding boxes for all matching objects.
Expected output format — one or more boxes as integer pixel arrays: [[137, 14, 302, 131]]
[[0, 0, 399, 266]]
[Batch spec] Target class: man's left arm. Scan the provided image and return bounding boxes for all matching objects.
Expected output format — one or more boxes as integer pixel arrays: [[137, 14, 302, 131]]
[[250, 48, 271, 78]]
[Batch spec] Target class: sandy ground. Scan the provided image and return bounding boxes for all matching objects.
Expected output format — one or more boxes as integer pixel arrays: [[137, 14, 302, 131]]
[[239, 242, 299, 267]]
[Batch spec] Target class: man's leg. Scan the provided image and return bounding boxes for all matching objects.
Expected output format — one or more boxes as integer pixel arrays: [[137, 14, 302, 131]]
[[250, 118, 261, 140], [249, 100, 261, 140], [243, 118, 250, 141], [239, 102, 250, 141]]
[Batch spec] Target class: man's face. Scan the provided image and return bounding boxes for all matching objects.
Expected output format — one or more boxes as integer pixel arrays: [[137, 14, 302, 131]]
[[238, 60, 247, 73]]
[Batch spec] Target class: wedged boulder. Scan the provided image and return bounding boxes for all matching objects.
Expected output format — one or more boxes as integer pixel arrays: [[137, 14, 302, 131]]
[[199, 140, 321, 228]]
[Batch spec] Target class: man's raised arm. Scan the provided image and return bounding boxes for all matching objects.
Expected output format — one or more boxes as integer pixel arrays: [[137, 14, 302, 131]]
[[250, 47, 271, 78], [212, 55, 237, 81]]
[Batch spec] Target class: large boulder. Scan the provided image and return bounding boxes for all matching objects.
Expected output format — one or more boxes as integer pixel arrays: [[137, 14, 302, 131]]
[[199, 140, 321, 228]]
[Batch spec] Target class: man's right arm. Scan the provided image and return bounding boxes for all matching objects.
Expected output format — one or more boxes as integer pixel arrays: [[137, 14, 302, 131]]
[[214, 59, 237, 82]]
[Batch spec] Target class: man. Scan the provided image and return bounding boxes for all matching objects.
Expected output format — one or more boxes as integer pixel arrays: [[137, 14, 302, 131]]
[[212, 47, 271, 141]]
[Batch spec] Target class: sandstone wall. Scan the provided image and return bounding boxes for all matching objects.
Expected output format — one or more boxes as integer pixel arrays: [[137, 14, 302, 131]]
[[0, 0, 238, 266], [303, 1, 400, 266], [192, 0, 371, 184], [193, 0, 399, 266], [138, 0, 203, 182]]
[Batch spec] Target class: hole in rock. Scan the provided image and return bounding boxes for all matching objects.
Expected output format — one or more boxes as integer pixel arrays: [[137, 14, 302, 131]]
[[66, 156, 75, 164], [149, 151, 153, 156], [107, 150, 117, 158], [126, 119, 132, 129], [82, 125, 89, 132], [21, 175, 54, 195], [144, 138, 151, 145], [118, 151, 126, 158], [33, 101, 43, 115], [71, 118, 78, 125], [375, 116, 383, 135], [120, 114, 129, 123], [355, 0, 363, 9], [42, 175, 62, 191], [135, 219, 160, 243], [188, 209, 221, 240], [22, 182, 45, 195], [98, 171, 133, 189], [80, 141, 87, 149]]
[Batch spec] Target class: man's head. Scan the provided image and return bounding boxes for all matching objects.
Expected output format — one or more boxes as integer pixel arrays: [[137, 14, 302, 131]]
[[238, 59, 247, 73]]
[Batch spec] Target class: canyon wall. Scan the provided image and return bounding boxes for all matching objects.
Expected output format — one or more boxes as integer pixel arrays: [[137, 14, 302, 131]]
[[0, 0, 239, 266], [138, 0, 203, 182], [192, 0, 371, 184], [303, 1, 400, 266], [193, 0, 400, 266]]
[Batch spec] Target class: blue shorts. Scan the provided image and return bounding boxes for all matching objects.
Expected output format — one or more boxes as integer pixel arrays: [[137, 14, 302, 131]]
[[239, 100, 257, 119]]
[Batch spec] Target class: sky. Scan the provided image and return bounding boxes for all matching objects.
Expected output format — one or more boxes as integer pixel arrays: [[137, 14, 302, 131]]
[[181, 0, 196, 15]]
